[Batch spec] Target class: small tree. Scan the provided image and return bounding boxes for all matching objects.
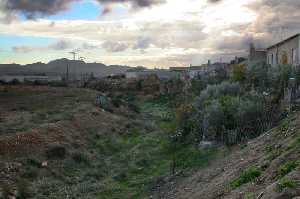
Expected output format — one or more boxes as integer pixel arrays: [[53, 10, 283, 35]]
[[232, 64, 246, 82]]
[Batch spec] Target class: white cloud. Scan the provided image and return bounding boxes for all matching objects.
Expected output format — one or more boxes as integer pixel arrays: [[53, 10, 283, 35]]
[[2, 0, 300, 67]]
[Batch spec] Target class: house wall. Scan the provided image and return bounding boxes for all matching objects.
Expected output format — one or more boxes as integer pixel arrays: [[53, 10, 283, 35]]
[[267, 35, 300, 67]]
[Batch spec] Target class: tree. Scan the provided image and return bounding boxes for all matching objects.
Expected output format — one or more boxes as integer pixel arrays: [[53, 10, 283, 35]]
[[232, 64, 246, 82]]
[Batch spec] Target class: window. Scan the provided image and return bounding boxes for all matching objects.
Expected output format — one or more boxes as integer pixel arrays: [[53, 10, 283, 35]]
[[271, 53, 274, 65], [292, 48, 297, 64]]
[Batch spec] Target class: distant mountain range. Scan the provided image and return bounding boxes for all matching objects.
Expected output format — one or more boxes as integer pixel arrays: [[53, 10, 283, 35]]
[[0, 58, 132, 78]]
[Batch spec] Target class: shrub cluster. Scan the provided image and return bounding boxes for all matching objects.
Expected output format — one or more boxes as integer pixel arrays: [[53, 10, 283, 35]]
[[191, 82, 277, 144], [230, 166, 262, 188]]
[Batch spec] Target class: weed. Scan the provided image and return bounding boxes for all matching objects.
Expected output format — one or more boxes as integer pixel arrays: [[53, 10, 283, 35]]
[[279, 120, 290, 132], [231, 166, 262, 188], [245, 192, 255, 199], [278, 160, 300, 177], [276, 177, 296, 192]]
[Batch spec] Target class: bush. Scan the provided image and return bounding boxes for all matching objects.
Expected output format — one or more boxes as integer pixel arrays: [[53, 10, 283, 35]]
[[111, 96, 123, 108], [202, 100, 225, 140], [278, 160, 300, 177], [232, 64, 246, 82], [46, 144, 66, 159], [195, 81, 241, 109], [246, 62, 269, 90], [72, 152, 90, 165], [230, 166, 262, 188], [175, 104, 196, 142], [276, 177, 296, 192], [196, 93, 266, 143]]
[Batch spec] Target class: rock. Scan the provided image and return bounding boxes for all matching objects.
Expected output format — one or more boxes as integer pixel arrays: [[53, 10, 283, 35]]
[[199, 141, 215, 149], [41, 161, 48, 167]]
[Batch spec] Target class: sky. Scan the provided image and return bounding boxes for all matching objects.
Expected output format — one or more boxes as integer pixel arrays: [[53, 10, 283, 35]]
[[0, 0, 300, 68]]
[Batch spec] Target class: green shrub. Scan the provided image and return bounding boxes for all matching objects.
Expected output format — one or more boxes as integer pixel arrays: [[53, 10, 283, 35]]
[[195, 81, 241, 109], [16, 179, 32, 199], [46, 144, 66, 159], [111, 96, 123, 107], [196, 93, 265, 143], [245, 192, 255, 199], [26, 158, 41, 168], [276, 177, 296, 192], [278, 160, 300, 177], [231, 166, 262, 188], [232, 64, 246, 82], [72, 152, 90, 165]]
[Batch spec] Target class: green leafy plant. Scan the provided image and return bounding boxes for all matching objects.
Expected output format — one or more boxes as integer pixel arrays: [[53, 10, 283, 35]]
[[231, 166, 262, 188], [276, 177, 296, 192], [278, 160, 300, 177]]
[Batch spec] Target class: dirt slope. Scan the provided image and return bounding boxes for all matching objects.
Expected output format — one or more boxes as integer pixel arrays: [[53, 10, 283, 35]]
[[160, 113, 300, 199]]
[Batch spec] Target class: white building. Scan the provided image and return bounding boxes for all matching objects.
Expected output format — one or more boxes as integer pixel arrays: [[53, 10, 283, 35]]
[[267, 33, 300, 67]]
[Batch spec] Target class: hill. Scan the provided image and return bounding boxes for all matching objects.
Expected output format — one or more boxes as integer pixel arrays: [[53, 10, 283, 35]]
[[0, 59, 131, 78]]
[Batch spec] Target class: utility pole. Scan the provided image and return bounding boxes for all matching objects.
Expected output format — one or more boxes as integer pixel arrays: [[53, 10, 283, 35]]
[[69, 51, 77, 60], [66, 62, 69, 82]]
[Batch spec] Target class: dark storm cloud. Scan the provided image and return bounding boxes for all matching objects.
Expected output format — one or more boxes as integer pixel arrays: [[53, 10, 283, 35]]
[[2, 0, 165, 19], [208, 0, 221, 3], [96, 0, 165, 8], [214, 0, 300, 54], [3, 0, 79, 19]]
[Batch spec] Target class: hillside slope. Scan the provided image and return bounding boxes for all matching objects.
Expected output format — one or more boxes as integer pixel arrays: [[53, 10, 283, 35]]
[[160, 113, 300, 199]]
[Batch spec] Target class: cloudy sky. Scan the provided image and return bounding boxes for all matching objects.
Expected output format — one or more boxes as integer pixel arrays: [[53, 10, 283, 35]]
[[0, 0, 299, 68]]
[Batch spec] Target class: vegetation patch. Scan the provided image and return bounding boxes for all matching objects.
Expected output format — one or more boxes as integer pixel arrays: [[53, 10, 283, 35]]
[[276, 177, 297, 192], [46, 144, 66, 159], [230, 166, 262, 188], [277, 160, 300, 178], [245, 192, 255, 199]]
